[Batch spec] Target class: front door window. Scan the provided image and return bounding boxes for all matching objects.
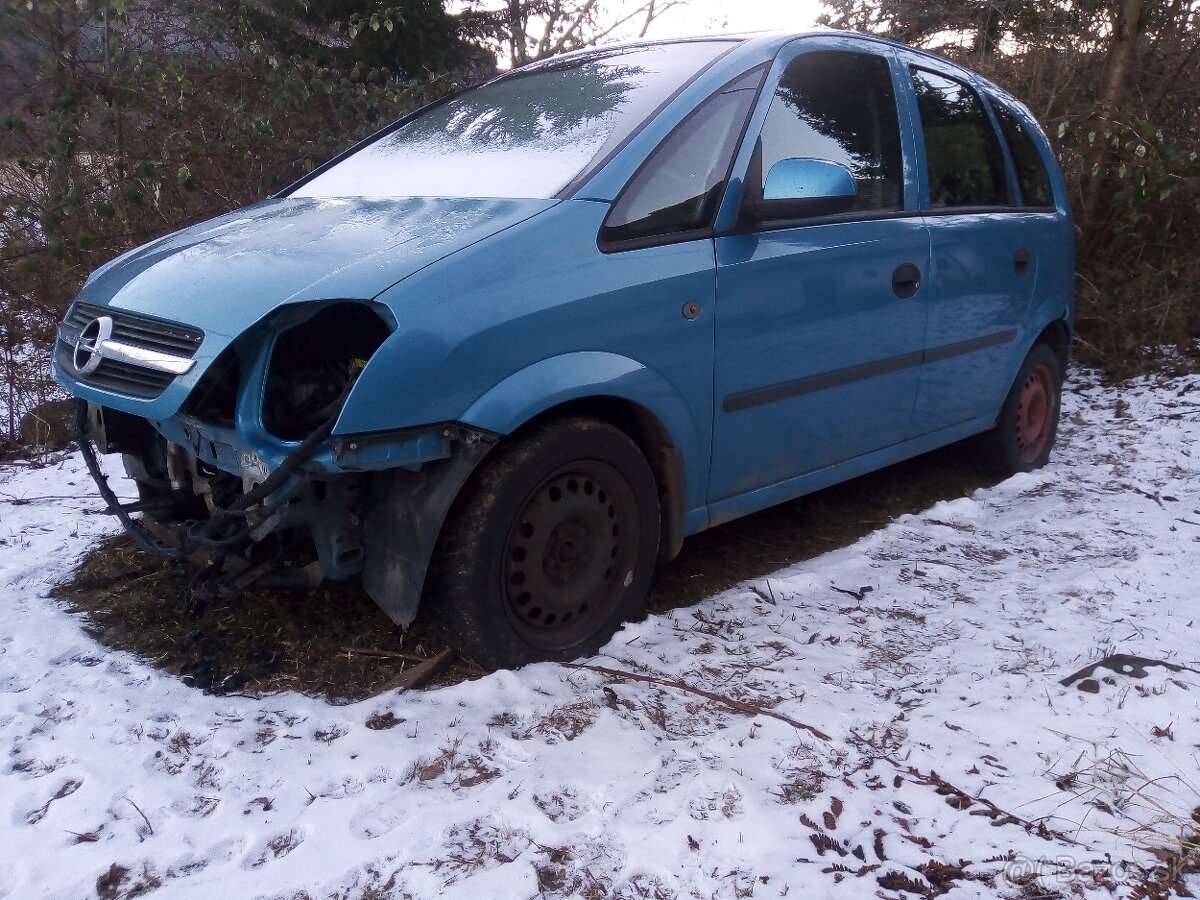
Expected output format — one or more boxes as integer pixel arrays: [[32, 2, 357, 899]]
[[757, 51, 904, 215]]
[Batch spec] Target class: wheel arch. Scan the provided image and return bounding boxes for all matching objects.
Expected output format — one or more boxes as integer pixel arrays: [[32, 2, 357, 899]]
[[1033, 318, 1072, 373], [516, 396, 687, 562], [460, 352, 706, 562]]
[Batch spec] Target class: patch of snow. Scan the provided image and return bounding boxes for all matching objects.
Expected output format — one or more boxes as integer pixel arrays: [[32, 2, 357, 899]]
[[1, 372, 1198, 899]]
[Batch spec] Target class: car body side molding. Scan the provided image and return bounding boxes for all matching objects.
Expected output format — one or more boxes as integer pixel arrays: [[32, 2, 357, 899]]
[[724, 329, 1018, 414]]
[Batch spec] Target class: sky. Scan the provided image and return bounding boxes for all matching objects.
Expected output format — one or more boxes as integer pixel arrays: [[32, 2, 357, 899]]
[[444, 1, 831, 67], [641, 0, 827, 38]]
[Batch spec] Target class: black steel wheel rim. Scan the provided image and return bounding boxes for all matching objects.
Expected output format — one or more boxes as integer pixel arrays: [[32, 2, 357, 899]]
[[501, 460, 638, 650]]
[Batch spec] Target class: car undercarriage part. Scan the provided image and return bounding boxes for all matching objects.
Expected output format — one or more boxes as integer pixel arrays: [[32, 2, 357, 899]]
[[79, 411, 499, 626], [79, 386, 346, 555], [179, 535, 325, 616], [75, 357, 364, 597]]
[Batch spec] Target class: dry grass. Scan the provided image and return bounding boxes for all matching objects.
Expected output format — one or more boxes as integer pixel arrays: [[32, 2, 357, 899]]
[[1052, 741, 1200, 890], [53, 533, 476, 702]]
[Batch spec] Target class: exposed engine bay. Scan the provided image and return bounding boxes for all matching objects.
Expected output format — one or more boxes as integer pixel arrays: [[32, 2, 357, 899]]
[[75, 302, 396, 611]]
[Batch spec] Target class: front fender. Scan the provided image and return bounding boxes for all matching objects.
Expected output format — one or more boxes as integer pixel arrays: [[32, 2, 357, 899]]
[[460, 351, 708, 528]]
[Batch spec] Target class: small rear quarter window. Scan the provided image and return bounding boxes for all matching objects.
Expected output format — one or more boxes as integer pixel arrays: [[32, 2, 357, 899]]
[[990, 99, 1055, 208]]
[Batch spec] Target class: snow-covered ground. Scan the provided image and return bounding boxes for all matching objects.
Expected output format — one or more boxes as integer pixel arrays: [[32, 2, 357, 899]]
[[1, 373, 1198, 900]]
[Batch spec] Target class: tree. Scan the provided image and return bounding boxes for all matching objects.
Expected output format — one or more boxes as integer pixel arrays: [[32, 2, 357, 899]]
[[819, 1, 1083, 57], [204, 0, 485, 75], [0, 0, 474, 446], [456, 0, 689, 69]]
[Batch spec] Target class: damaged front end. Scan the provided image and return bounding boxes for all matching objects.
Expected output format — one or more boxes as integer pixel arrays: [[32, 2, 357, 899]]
[[64, 299, 495, 622]]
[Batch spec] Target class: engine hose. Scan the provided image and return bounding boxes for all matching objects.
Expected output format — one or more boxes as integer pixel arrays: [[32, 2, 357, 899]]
[[214, 403, 341, 519], [179, 371, 358, 551]]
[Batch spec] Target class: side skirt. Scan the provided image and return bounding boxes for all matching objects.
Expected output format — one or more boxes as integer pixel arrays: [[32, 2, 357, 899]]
[[704, 415, 995, 530]]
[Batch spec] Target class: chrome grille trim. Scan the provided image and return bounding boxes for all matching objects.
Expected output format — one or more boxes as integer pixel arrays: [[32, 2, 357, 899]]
[[57, 322, 197, 375], [68, 303, 203, 357], [58, 303, 205, 400]]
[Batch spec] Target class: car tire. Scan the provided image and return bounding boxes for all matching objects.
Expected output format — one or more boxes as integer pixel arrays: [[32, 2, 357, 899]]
[[975, 343, 1063, 475], [426, 416, 660, 669]]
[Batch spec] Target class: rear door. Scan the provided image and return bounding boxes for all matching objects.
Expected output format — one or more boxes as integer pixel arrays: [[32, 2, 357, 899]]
[[899, 59, 1039, 433], [709, 40, 930, 503]]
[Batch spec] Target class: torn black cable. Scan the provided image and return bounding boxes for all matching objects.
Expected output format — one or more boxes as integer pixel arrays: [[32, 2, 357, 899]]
[[76, 400, 188, 561]]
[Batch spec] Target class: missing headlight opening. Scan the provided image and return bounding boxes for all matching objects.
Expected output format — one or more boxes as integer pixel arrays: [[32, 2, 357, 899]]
[[263, 304, 391, 441], [70, 301, 397, 614], [185, 348, 241, 427]]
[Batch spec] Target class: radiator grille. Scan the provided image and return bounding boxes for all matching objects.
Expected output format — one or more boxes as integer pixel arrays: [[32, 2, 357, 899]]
[[58, 303, 204, 399]]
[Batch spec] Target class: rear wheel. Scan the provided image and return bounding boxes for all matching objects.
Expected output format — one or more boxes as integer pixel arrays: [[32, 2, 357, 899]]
[[427, 417, 660, 669], [975, 343, 1062, 475]]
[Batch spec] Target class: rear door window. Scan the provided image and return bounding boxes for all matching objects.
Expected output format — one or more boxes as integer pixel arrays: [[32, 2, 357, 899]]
[[910, 68, 1008, 209]]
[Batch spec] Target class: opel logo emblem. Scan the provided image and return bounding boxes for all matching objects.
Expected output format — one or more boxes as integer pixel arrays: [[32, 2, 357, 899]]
[[73, 316, 113, 375]]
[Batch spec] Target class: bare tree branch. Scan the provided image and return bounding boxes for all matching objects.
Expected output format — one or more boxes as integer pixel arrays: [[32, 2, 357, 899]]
[[462, 0, 691, 68]]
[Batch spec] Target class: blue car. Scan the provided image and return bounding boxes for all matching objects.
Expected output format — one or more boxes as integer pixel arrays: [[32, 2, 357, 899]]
[[54, 30, 1073, 668]]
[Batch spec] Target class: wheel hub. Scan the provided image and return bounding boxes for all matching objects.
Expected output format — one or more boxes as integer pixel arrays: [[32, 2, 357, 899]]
[[1015, 363, 1055, 464], [502, 465, 631, 646], [545, 520, 592, 582]]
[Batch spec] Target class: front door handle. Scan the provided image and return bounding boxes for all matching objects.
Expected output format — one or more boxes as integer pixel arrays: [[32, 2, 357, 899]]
[[1014, 248, 1032, 276], [892, 263, 922, 299]]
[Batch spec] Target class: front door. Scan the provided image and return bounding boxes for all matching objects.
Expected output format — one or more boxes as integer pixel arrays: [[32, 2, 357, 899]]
[[710, 45, 929, 503]]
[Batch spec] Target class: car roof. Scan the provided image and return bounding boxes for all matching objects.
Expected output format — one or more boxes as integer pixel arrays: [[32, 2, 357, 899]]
[[524, 29, 1002, 88], [648, 30, 1014, 112], [556, 28, 1040, 204]]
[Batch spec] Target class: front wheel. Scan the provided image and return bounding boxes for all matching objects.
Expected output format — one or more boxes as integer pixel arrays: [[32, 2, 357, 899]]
[[975, 343, 1063, 475], [427, 417, 660, 669]]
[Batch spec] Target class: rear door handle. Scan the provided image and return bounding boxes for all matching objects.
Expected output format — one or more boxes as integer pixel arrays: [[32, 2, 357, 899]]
[[892, 263, 922, 299], [1014, 248, 1032, 276]]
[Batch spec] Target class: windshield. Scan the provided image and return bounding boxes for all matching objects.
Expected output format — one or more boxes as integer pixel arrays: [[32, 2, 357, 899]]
[[290, 41, 736, 200]]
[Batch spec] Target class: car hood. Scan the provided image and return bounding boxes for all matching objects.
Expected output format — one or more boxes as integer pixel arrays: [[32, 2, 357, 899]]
[[75, 195, 559, 337]]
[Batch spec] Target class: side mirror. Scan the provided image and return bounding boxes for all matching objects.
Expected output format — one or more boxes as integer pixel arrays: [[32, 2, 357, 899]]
[[747, 158, 858, 223]]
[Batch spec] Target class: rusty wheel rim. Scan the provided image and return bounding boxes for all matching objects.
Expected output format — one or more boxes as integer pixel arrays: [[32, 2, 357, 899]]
[[1015, 363, 1055, 464], [501, 461, 636, 650]]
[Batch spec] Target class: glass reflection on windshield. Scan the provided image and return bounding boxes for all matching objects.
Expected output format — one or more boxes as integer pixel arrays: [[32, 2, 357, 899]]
[[292, 42, 734, 201]]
